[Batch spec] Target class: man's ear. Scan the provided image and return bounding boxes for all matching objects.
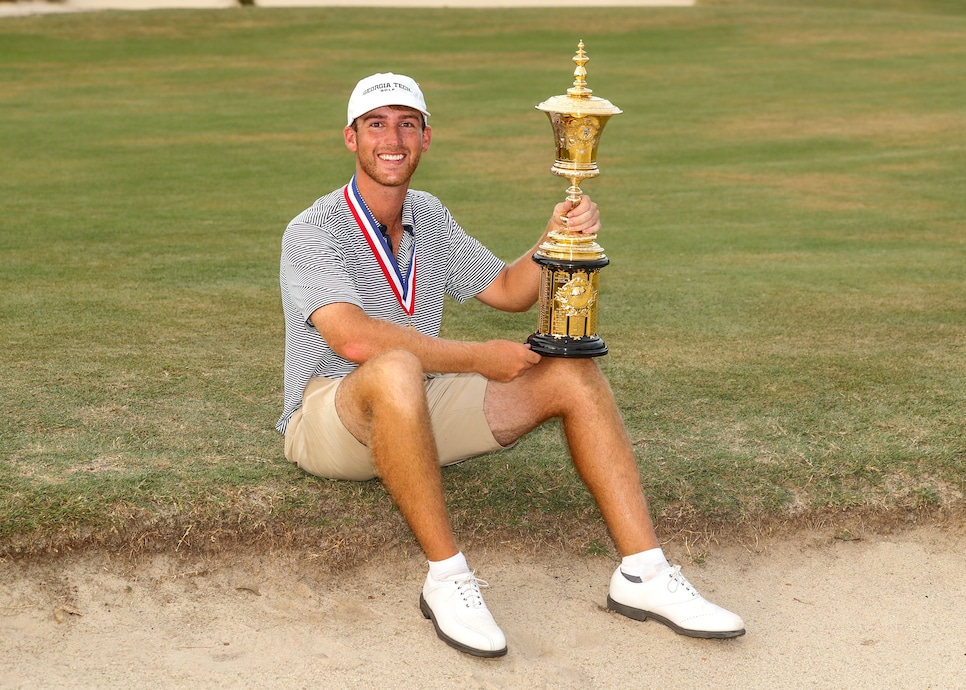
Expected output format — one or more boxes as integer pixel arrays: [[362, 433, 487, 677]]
[[421, 125, 432, 153], [344, 125, 358, 152]]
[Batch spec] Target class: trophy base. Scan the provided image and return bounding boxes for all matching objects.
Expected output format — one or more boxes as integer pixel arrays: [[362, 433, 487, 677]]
[[527, 333, 608, 358]]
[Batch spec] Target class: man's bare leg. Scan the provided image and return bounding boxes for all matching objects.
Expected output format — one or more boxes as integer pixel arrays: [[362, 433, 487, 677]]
[[484, 356, 658, 556], [485, 356, 745, 639], [334, 349, 458, 562]]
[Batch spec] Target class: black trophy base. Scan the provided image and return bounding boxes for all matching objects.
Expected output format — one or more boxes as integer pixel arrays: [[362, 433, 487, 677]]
[[527, 332, 608, 358]]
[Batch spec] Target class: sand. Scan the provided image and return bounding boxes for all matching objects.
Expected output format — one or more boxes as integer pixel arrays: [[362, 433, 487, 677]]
[[3, 521, 964, 689]]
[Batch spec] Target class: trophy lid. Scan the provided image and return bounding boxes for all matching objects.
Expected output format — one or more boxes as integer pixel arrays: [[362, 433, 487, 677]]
[[537, 40, 623, 117]]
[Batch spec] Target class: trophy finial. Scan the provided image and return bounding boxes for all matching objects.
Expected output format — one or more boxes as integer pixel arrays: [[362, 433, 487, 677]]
[[568, 40, 592, 97], [536, 40, 623, 222]]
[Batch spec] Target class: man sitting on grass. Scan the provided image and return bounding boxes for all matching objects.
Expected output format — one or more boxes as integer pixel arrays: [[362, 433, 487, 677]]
[[276, 72, 745, 657]]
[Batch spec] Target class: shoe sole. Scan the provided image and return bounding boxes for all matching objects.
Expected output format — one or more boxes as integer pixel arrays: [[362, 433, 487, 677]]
[[419, 594, 508, 658], [606, 595, 746, 640]]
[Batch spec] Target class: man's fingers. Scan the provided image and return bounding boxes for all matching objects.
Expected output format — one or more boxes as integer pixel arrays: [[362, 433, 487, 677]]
[[564, 196, 600, 234]]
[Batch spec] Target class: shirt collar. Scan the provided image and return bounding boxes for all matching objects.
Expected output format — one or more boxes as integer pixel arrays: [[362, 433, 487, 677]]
[[378, 223, 414, 237], [377, 193, 415, 237]]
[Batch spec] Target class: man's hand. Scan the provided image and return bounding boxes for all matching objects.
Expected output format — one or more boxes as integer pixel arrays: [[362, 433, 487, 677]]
[[476, 340, 542, 382], [475, 195, 602, 313], [549, 195, 601, 236]]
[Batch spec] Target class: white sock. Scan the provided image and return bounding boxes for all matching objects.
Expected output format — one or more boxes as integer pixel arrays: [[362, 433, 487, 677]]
[[620, 547, 670, 582], [428, 551, 470, 581]]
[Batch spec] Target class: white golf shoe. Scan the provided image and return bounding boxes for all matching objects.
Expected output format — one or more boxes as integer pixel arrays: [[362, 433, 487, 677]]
[[420, 571, 508, 657], [607, 564, 746, 639]]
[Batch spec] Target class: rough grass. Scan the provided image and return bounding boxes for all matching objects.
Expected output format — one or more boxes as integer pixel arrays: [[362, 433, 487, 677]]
[[1, 0, 964, 560]]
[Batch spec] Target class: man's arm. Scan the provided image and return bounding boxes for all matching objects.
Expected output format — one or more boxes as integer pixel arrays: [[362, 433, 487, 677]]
[[310, 196, 599, 383], [475, 196, 601, 312], [310, 302, 541, 383]]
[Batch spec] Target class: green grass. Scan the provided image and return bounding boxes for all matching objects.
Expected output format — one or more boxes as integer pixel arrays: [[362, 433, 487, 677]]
[[1, 0, 964, 558]]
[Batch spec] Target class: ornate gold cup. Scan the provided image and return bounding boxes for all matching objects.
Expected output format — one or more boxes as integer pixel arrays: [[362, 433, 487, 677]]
[[527, 40, 622, 358]]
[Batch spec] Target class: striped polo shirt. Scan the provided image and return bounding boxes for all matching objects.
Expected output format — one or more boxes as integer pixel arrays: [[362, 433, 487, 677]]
[[276, 183, 506, 433]]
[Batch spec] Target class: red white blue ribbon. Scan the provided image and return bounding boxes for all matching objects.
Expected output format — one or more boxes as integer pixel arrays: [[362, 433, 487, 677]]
[[344, 176, 417, 316]]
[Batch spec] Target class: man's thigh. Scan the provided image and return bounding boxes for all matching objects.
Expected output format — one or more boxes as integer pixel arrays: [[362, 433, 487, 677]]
[[284, 376, 375, 480], [285, 373, 505, 481], [483, 357, 605, 446]]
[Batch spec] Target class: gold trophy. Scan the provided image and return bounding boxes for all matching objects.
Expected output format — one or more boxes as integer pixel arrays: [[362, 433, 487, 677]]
[[527, 40, 622, 358]]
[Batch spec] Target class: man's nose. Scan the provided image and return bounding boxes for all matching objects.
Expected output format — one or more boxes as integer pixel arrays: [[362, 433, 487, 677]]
[[386, 125, 405, 145]]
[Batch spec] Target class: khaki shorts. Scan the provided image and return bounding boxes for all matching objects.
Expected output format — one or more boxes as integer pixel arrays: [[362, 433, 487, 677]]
[[284, 373, 505, 481]]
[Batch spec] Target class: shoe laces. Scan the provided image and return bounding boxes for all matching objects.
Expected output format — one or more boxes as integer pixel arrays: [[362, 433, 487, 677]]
[[453, 571, 489, 609], [665, 565, 697, 596]]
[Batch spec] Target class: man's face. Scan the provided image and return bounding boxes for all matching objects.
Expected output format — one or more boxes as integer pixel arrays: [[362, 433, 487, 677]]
[[344, 105, 432, 189]]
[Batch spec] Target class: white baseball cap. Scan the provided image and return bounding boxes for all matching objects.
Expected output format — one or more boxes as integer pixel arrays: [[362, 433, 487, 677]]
[[346, 73, 431, 127]]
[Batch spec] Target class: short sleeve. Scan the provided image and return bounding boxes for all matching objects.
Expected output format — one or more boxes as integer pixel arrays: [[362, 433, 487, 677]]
[[281, 219, 363, 325], [439, 207, 507, 303]]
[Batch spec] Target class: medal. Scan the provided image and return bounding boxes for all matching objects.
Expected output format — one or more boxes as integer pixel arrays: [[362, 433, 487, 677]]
[[344, 176, 417, 322]]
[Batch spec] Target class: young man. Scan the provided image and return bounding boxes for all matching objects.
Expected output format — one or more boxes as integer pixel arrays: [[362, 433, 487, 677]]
[[277, 73, 745, 658]]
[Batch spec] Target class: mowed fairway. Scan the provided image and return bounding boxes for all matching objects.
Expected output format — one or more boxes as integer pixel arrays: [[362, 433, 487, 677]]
[[1, 0, 964, 557]]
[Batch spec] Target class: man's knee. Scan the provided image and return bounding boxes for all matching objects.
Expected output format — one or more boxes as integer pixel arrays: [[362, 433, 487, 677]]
[[356, 349, 427, 405], [536, 356, 606, 390]]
